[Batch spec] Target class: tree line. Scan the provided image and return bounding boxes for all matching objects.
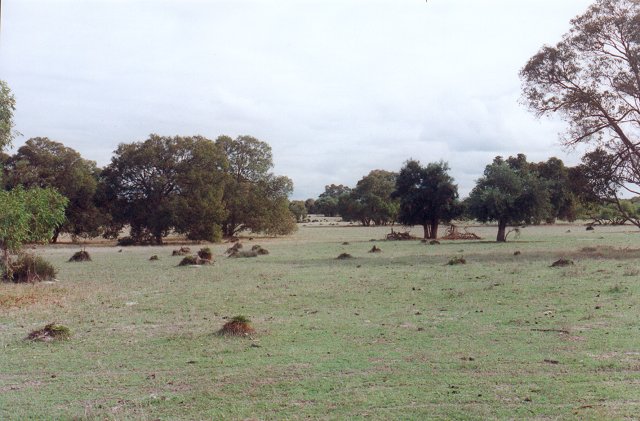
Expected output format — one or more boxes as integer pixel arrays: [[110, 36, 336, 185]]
[[301, 153, 640, 242], [0, 134, 297, 245]]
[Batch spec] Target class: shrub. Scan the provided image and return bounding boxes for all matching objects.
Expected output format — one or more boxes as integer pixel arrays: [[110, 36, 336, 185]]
[[10, 254, 57, 283], [26, 323, 71, 342], [251, 245, 269, 255], [116, 236, 137, 246]]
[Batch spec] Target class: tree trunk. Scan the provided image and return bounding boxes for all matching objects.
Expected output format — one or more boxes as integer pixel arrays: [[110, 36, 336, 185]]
[[1, 245, 10, 280], [496, 220, 507, 242], [430, 220, 439, 239], [52, 227, 61, 244], [423, 224, 431, 239]]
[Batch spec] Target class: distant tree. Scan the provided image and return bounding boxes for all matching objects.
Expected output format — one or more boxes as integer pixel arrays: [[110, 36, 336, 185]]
[[289, 200, 308, 223], [304, 198, 317, 214], [0, 187, 67, 279], [340, 170, 398, 226], [216, 135, 296, 236], [315, 184, 351, 217], [467, 156, 550, 242], [393, 160, 462, 239], [0, 80, 18, 151], [521, 0, 640, 218], [101, 134, 227, 244], [4, 137, 105, 242]]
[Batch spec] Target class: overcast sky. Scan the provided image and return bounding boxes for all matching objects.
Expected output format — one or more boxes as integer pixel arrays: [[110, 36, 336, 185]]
[[0, 0, 594, 199]]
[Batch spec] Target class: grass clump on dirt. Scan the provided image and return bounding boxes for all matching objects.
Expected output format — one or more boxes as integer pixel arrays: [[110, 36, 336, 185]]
[[336, 253, 353, 260], [26, 323, 71, 342], [178, 255, 198, 266], [251, 245, 269, 255], [172, 247, 191, 256], [149, 255, 159, 261], [197, 247, 213, 261], [447, 255, 466, 265], [369, 245, 382, 253], [218, 315, 256, 336], [7, 254, 57, 283], [68, 250, 91, 262]]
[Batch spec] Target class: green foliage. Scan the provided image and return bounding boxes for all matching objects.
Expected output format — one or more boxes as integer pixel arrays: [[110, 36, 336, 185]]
[[467, 156, 550, 242], [231, 315, 250, 323], [216, 135, 296, 237], [289, 200, 308, 222], [521, 0, 640, 215], [4, 137, 106, 242], [197, 247, 213, 260], [0, 80, 17, 151], [178, 255, 199, 266], [339, 170, 398, 226], [393, 160, 462, 239], [9, 253, 57, 283], [315, 184, 351, 217], [101, 134, 227, 244]]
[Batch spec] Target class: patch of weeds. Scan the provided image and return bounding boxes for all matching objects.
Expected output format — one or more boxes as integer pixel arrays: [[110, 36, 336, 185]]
[[10, 254, 57, 282], [149, 255, 159, 261], [26, 323, 71, 342], [369, 245, 382, 253], [336, 253, 353, 260], [447, 256, 466, 265], [68, 250, 91, 262], [607, 283, 627, 294]]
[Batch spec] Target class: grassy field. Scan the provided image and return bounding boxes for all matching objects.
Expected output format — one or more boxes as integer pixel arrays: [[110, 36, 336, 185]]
[[1, 222, 639, 420]]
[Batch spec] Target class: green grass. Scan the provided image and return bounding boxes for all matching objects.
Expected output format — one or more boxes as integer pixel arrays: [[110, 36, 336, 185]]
[[1, 223, 639, 419]]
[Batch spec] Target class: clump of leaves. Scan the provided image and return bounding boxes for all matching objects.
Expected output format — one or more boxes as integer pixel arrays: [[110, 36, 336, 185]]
[[10, 254, 57, 283], [198, 247, 213, 260], [26, 323, 71, 342], [172, 247, 191, 256], [336, 253, 353, 260], [447, 256, 466, 265], [551, 258, 574, 267], [218, 315, 255, 336], [251, 245, 269, 255], [68, 250, 91, 262], [178, 255, 199, 266]]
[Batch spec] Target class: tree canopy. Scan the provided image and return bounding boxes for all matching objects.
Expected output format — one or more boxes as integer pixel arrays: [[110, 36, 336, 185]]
[[339, 170, 398, 226], [393, 160, 461, 239], [4, 137, 105, 242], [521, 0, 640, 204], [467, 156, 550, 242], [0, 80, 17, 151], [101, 134, 227, 244]]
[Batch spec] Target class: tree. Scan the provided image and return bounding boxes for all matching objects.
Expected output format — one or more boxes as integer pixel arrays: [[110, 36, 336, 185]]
[[315, 184, 351, 217], [393, 160, 462, 239], [521, 0, 640, 212], [467, 156, 550, 242], [4, 137, 105, 242], [216, 135, 296, 237], [289, 200, 308, 222], [0, 80, 17, 151], [0, 187, 67, 279], [340, 170, 398, 226], [101, 134, 227, 244]]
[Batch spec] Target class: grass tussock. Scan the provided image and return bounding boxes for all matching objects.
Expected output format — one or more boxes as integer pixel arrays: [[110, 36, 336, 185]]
[[447, 256, 466, 265], [197, 247, 213, 261], [369, 245, 382, 253], [172, 247, 192, 256], [336, 253, 353, 260], [551, 258, 574, 267], [149, 255, 159, 261], [251, 245, 269, 255], [26, 323, 71, 342], [9, 254, 57, 283]]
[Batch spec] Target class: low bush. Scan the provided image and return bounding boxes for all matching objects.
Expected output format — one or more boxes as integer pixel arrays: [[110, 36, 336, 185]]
[[178, 255, 199, 266], [198, 247, 213, 260], [9, 254, 57, 283], [172, 247, 192, 256]]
